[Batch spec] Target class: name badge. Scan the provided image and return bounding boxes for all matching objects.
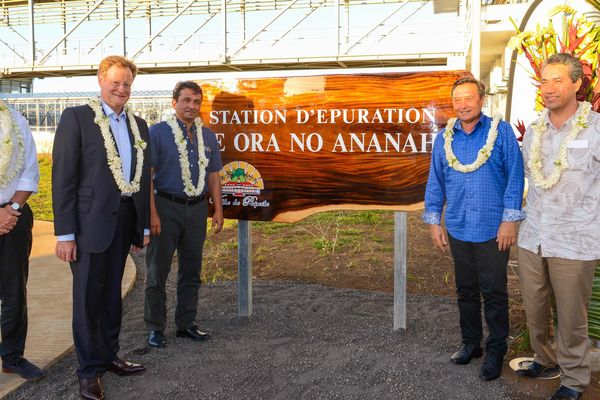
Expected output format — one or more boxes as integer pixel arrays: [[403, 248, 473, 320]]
[[568, 140, 588, 149]]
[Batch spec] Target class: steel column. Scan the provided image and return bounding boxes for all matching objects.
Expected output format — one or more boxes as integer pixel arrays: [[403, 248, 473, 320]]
[[393, 211, 407, 331], [28, 0, 35, 63], [221, 0, 228, 63], [238, 220, 253, 317], [119, 0, 126, 55]]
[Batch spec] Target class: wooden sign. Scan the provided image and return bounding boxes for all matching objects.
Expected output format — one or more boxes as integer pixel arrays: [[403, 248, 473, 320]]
[[199, 71, 469, 222]]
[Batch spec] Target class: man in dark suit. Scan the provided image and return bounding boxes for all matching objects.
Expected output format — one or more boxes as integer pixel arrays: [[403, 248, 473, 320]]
[[53, 55, 150, 400]]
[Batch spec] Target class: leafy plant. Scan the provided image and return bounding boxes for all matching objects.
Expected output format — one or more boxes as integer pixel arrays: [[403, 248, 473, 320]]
[[508, 4, 600, 116]]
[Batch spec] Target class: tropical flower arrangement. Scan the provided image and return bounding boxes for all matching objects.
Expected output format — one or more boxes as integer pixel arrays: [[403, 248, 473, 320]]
[[508, 3, 600, 138]]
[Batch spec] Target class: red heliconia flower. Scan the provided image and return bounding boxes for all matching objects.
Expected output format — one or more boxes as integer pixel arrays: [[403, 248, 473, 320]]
[[558, 19, 589, 54], [577, 59, 593, 102], [514, 120, 526, 142], [592, 92, 600, 113]]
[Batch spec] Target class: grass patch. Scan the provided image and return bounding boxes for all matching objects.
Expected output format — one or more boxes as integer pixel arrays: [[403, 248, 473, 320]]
[[338, 210, 383, 225], [29, 155, 53, 221], [510, 328, 531, 354], [338, 228, 362, 236], [253, 221, 290, 235], [312, 238, 335, 252]]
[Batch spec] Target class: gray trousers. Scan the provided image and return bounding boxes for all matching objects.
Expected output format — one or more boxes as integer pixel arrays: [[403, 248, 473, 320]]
[[518, 247, 597, 392], [144, 195, 208, 332]]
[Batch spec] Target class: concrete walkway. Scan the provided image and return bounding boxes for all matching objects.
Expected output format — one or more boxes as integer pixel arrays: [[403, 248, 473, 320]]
[[0, 221, 137, 398]]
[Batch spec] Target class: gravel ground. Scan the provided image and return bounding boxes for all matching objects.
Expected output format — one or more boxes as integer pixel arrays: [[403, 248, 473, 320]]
[[7, 254, 546, 400]]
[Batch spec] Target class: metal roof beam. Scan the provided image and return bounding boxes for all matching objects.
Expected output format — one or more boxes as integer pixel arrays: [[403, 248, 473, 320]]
[[130, 0, 197, 60], [36, 0, 106, 66], [377, 1, 429, 42], [271, 0, 324, 46], [174, 10, 220, 51], [0, 36, 27, 62], [344, 1, 408, 54], [87, 2, 144, 55], [0, 17, 29, 43], [230, 0, 299, 58]]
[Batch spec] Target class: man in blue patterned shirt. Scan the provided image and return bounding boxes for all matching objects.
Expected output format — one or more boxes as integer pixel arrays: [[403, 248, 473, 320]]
[[423, 77, 524, 381]]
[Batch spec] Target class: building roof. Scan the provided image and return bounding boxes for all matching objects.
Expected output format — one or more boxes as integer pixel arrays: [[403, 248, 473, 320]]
[[1, 90, 172, 99]]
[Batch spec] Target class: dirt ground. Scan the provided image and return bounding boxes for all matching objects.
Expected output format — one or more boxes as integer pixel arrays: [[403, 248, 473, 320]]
[[199, 209, 600, 398], [7, 210, 600, 399]]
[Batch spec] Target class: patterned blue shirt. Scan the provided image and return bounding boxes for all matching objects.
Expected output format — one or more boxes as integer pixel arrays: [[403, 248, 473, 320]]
[[423, 114, 524, 242], [150, 119, 222, 197]]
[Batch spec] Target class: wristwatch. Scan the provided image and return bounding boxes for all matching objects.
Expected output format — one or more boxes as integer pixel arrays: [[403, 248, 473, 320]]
[[8, 201, 21, 211]]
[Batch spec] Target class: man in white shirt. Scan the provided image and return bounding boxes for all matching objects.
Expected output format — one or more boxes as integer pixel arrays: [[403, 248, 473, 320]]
[[517, 53, 600, 400], [0, 99, 44, 381]]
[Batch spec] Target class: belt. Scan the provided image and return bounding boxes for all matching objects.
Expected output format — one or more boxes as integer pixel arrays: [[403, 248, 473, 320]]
[[120, 196, 134, 203], [156, 190, 205, 205]]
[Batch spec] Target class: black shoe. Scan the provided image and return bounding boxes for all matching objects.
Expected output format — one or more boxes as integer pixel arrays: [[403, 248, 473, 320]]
[[148, 330, 166, 348], [2, 357, 46, 381], [105, 358, 146, 376], [479, 351, 504, 381], [79, 377, 104, 400], [516, 360, 560, 378], [549, 386, 582, 400], [176, 326, 211, 342], [451, 344, 482, 365]]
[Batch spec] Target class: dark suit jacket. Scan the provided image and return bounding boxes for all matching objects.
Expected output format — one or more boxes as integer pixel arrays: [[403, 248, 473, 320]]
[[52, 104, 150, 253]]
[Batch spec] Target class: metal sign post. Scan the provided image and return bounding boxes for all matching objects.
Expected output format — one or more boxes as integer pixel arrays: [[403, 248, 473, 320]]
[[394, 211, 407, 331], [238, 220, 253, 317]]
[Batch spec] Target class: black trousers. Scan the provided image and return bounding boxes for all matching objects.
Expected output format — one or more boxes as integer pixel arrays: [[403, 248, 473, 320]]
[[448, 233, 509, 354], [70, 202, 136, 378], [0, 205, 33, 364]]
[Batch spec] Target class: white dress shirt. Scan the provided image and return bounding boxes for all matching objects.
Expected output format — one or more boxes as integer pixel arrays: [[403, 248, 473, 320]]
[[0, 107, 40, 204], [519, 103, 600, 260]]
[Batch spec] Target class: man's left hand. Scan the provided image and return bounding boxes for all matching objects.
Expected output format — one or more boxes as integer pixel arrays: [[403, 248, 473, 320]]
[[211, 211, 224, 234], [496, 221, 517, 251]]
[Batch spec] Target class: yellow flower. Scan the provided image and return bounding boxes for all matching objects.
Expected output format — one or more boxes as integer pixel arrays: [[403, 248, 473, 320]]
[[533, 26, 555, 42], [507, 31, 532, 51], [549, 4, 576, 17]]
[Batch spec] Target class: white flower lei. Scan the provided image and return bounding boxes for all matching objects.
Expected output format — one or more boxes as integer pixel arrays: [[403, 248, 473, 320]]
[[89, 97, 147, 193], [0, 100, 25, 189], [443, 114, 501, 173], [166, 115, 209, 197], [528, 101, 591, 190]]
